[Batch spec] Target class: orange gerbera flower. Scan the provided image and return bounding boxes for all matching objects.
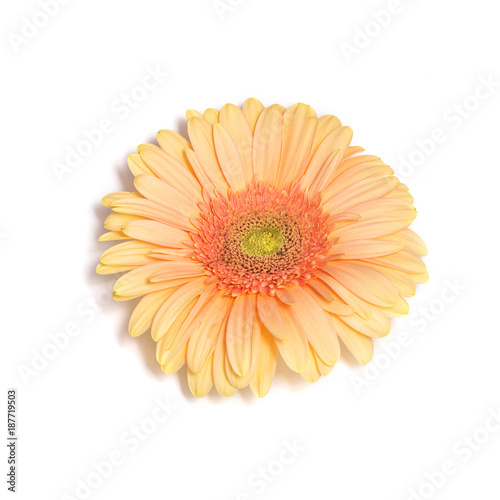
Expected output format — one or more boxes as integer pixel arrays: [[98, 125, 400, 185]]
[[97, 99, 428, 397]]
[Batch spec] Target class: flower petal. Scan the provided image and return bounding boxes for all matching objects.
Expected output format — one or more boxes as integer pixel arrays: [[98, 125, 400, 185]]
[[274, 304, 308, 373], [122, 220, 188, 248], [323, 261, 399, 307], [242, 97, 265, 133], [226, 293, 260, 377], [111, 197, 193, 232], [203, 108, 219, 125], [277, 103, 317, 186], [257, 294, 287, 340], [138, 147, 202, 203], [333, 239, 404, 259], [127, 153, 156, 177], [213, 123, 246, 191], [187, 117, 229, 194], [253, 105, 283, 183], [331, 314, 374, 365], [219, 103, 254, 182], [310, 115, 342, 157], [129, 288, 177, 337], [114, 262, 197, 299], [287, 286, 340, 366], [250, 327, 278, 397], [151, 278, 207, 342], [303, 126, 352, 192], [100, 240, 162, 266], [187, 355, 214, 398], [187, 293, 232, 373]]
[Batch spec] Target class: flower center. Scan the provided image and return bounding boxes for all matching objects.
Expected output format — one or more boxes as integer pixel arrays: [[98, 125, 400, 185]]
[[190, 181, 335, 296], [241, 227, 284, 256]]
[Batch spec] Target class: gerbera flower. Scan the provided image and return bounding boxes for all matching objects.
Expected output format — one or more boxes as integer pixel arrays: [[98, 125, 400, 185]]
[[97, 99, 428, 397]]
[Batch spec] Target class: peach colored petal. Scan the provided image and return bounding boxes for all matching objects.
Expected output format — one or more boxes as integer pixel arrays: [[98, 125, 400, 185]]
[[219, 103, 254, 182], [250, 327, 278, 397], [129, 288, 177, 337], [187, 117, 229, 194], [213, 123, 246, 191], [257, 294, 287, 340], [242, 97, 265, 133], [331, 314, 374, 365], [252, 105, 283, 183]]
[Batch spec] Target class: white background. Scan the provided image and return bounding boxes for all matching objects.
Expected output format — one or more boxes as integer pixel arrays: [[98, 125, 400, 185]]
[[2, 0, 500, 499]]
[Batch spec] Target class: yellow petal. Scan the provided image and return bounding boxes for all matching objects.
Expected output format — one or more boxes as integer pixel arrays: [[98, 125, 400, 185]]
[[277, 103, 317, 186], [98, 231, 130, 241], [111, 197, 192, 232], [187, 117, 228, 194], [96, 262, 137, 274], [323, 161, 393, 200], [100, 240, 161, 267], [187, 293, 232, 373], [129, 288, 177, 337], [256, 294, 287, 340], [385, 229, 428, 256], [253, 105, 283, 183], [333, 239, 404, 259], [242, 97, 265, 133], [323, 175, 400, 214], [114, 262, 197, 299], [339, 307, 391, 338], [138, 147, 202, 203], [149, 261, 204, 282], [303, 284, 353, 316], [122, 219, 188, 248], [300, 345, 322, 383], [219, 103, 254, 182], [331, 314, 374, 365], [287, 286, 340, 366], [151, 278, 207, 342], [104, 212, 145, 231], [213, 123, 246, 191], [156, 129, 194, 173], [156, 296, 198, 365], [203, 108, 219, 125], [133, 174, 199, 220], [323, 262, 399, 307], [127, 153, 156, 177], [250, 327, 278, 397], [160, 341, 187, 374], [363, 251, 427, 275], [213, 317, 238, 397], [310, 115, 342, 157], [303, 126, 352, 192], [274, 303, 308, 373], [187, 355, 214, 398], [186, 109, 202, 120], [102, 191, 142, 207], [226, 293, 260, 378]]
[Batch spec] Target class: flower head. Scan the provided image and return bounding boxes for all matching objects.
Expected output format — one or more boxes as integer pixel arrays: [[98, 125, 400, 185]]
[[98, 99, 428, 397]]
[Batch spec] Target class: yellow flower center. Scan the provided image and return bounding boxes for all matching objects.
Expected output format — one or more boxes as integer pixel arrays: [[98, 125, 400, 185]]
[[241, 227, 284, 256]]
